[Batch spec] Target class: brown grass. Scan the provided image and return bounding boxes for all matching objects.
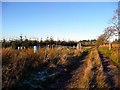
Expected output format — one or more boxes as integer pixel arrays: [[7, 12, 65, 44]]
[[78, 48, 109, 88], [2, 47, 83, 89]]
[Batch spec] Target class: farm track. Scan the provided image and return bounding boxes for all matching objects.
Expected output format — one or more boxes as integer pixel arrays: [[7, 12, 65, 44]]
[[65, 48, 120, 89], [99, 52, 120, 89]]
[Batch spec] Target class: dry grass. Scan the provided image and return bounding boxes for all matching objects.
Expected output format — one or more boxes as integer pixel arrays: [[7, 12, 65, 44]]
[[2, 47, 83, 89], [3, 47, 114, 89], [2, 48, 41, 89], [78, 48, 109, 88], [78, 49, 93, 88]]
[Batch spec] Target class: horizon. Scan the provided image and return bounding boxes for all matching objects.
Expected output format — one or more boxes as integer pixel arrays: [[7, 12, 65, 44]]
[[2, 2, 117, 41], [2, 34, 97, 42]]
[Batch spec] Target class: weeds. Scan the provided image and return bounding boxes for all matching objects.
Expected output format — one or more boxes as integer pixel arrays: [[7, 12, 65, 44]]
[[2, 47, 83, 89]]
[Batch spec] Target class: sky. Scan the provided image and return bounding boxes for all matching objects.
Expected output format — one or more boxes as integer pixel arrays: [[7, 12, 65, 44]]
[[2, 2, 118, 41]]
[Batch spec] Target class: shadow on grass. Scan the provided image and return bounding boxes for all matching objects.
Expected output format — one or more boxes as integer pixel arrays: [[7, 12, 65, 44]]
[[49, 51, 89, 89], [8, 51, 89, 90]]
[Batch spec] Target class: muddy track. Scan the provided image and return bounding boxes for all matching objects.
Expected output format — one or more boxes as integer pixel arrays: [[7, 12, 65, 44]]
[[89, 66, 98, 89], [65, 48, 99, 89], [99, 52, 120, 89], [65, 48, 120, 89]]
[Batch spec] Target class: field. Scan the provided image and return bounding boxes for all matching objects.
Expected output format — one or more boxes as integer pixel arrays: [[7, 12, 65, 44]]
[[2, 45, 120, 89]]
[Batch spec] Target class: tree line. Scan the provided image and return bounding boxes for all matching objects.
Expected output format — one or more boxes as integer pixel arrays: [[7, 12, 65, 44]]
[[2, 35, 97, 49], [2, 36, 119, 49]]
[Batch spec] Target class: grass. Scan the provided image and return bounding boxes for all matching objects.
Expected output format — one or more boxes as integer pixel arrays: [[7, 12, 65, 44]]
[[3, 46, 118, 89], [98, 46, 120, 67], [2, 48, 41, 89], [2, 47, 84, 89], [78, 48, 109, 88]]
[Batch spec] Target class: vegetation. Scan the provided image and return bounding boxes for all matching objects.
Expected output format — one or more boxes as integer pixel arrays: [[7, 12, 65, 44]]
[[98, 46, 120, 68], [2, 35, 97, 49], [2, 47, 86, 89], [77, 48, 108, 88]]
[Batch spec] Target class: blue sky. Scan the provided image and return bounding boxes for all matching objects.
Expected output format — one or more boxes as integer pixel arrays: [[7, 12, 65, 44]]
[[2, 2, 117, 41]]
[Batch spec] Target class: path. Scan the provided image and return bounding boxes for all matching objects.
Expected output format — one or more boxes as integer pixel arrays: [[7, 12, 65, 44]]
[[65, 48, 120, 89]]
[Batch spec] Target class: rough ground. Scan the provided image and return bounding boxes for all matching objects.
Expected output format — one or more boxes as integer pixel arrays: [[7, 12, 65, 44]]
[[11, 48, 120, 89], [65, 48, 120, 89]]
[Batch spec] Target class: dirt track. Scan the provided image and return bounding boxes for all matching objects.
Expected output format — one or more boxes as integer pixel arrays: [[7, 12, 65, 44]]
[[65, 48, 120, 89]]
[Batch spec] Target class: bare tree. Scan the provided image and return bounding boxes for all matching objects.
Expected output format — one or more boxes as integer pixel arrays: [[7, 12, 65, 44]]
[[110, 9, 120, 38], [102, 9, 120, 50]]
